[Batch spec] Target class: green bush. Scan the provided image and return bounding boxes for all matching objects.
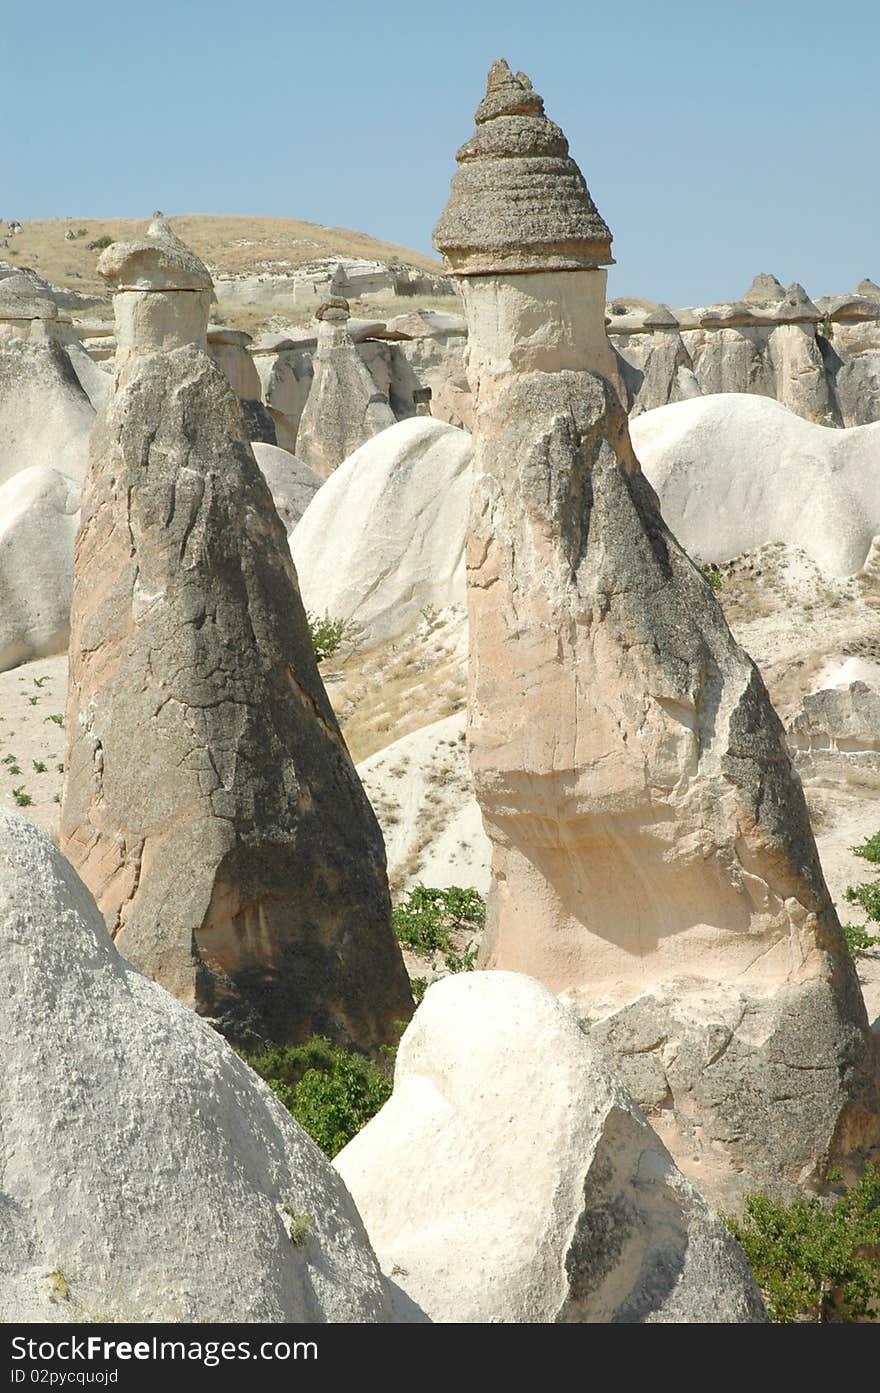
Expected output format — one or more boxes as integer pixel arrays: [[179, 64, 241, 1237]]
[[726, 1166, 880, 1322], [306, 611, 361, 663], [392, 884, 485, 972], [841, 828, 880, 957], [91, 235, 114, 251], [241, 1036, 391, 1158]]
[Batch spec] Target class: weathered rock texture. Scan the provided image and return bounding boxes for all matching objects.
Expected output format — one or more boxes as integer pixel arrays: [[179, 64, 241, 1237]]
[[0, 466, 80, 672], [0, 809, 396, 1323], [295, 295, 396, 476], [291, 417, 471, 647], [434, 63, 879, 1208], [0, 274, 95, 484], [610, 274, 880, 426], [61, 226, 412, 1051], [630, 394, 880, 577], [787, 680, 880, 791], [336, 972, 768, 1323], [251, 440, 323, 530], [207, 324, 276, 444]]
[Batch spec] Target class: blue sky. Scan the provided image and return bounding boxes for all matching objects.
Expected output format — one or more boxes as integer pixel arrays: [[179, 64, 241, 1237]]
[[3, 0, 876, 304]]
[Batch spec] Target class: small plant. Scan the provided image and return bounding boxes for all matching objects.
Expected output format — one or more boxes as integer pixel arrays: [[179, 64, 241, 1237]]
[[12, 786, 32, 807], [277, 1202, 313, 1246], [90, 235, 114, 251], [56, 762, 65, 773], [841, 828, 880, 958], [32, 676, 48, 688], [693, 554, 723, 591], [306, 611, 362, 663], [45, 713, 64, 726], [726, 1166, 880, 1322], [392, 885, 485, 973], [32, 760, 47, 773], [410, 976, 429, 1005], [1, 754, 16, 765], [241, 1036, 392, 1158], [7, 765, 21, 776], [28, 696, 39, 705]]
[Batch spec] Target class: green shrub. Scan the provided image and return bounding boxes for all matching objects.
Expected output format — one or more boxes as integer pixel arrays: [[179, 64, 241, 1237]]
[[726, 1166, 880, 1322], [305, 611, 361, 663], [91, 235, 114, 251], [240, 1036, 391, 1158], [841, 828, 880, 957], [392, 884, 485, 971]]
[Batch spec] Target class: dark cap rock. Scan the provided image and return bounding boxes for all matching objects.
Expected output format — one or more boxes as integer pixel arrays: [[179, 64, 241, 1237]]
[[433, 59, 613, 276]]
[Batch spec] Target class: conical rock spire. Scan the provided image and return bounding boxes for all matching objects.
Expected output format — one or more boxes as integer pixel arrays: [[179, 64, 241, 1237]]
[[433, 59, 612, 275]]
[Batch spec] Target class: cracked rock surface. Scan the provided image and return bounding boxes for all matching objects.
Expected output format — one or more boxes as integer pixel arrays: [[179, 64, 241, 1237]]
[[61, 342, 412, 1050]]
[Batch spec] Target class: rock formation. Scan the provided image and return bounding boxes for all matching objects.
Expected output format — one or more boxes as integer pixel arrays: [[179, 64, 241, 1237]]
[[61, 219, 413, 1051], [206, 324, 276, 444], [0, 466, 80, 672], [290, 417, 471, 647], [433, 61, 879, 1208], [336, 972, 768, 1323], [251, 441, 323, 530], [0, 274, 94, 485], [295, 292, 396, 476], [630, 393, 880, 577], [0, 809, 396, 1323], [609, 275, 880, 426]]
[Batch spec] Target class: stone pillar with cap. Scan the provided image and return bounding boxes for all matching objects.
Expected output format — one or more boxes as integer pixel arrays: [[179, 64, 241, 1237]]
[[97, 216, 214, 382], [432, 60, 877, 1210]]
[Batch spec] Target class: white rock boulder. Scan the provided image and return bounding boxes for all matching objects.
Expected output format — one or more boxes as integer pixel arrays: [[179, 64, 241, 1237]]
[[630, 393, 880, 576], [0, 466, 80, 672], [290, 417, 471, 646], [252, 441, 323, 530], [336, 972, 767, 1324], [0, 339, 94, 485], [0, 810, 397, 1323]]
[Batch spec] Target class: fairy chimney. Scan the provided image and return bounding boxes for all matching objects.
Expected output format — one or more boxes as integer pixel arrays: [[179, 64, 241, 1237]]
[[295, 294, 396, 476], [433, 61, 878, 1209], [61, 223, 413, 1051]]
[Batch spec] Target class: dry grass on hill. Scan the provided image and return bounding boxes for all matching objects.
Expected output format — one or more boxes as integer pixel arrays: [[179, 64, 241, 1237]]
[[1, 214, 445, 301]]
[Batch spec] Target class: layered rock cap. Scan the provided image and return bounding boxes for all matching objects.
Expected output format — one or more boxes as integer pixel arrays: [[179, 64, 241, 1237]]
[[97, 216, 213, 292], [433, 59, 613, 275]]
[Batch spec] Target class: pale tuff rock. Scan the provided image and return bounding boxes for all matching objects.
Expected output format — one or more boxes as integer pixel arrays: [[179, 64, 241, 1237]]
[[97, 216, 213, 291], [336, 973, 767, 1323], [434, 59, 612, 276], [786, 681, 880, 790], [290, 417, 471, 647], [0, 272, 58, 332], [251, 440, 323, 530], [0, 467, 80, 672], [742, 272, 787, 305], [98, 217, 214, 376], [295, 295, 396, 476], [434, 63, 879, 1208], [0, 810, 396, 1323], [61, 227, 412, 1051], [630, 394, 880, 576], [206, 324, 276, 445], [0, 270, 95, 480], [356, 711, 491, 895]]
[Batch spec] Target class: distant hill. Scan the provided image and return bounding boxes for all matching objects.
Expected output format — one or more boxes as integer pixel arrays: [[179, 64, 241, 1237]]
[[1, 214, 446, 316]]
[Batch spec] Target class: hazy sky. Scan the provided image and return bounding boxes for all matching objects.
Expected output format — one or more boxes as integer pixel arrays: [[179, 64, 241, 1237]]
[[3, 0, 876, 304]]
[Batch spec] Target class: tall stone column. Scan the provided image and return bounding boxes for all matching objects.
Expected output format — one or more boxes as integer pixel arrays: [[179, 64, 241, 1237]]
[[434, 61, 878, 1207], [61, 219, 413, 1051]]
